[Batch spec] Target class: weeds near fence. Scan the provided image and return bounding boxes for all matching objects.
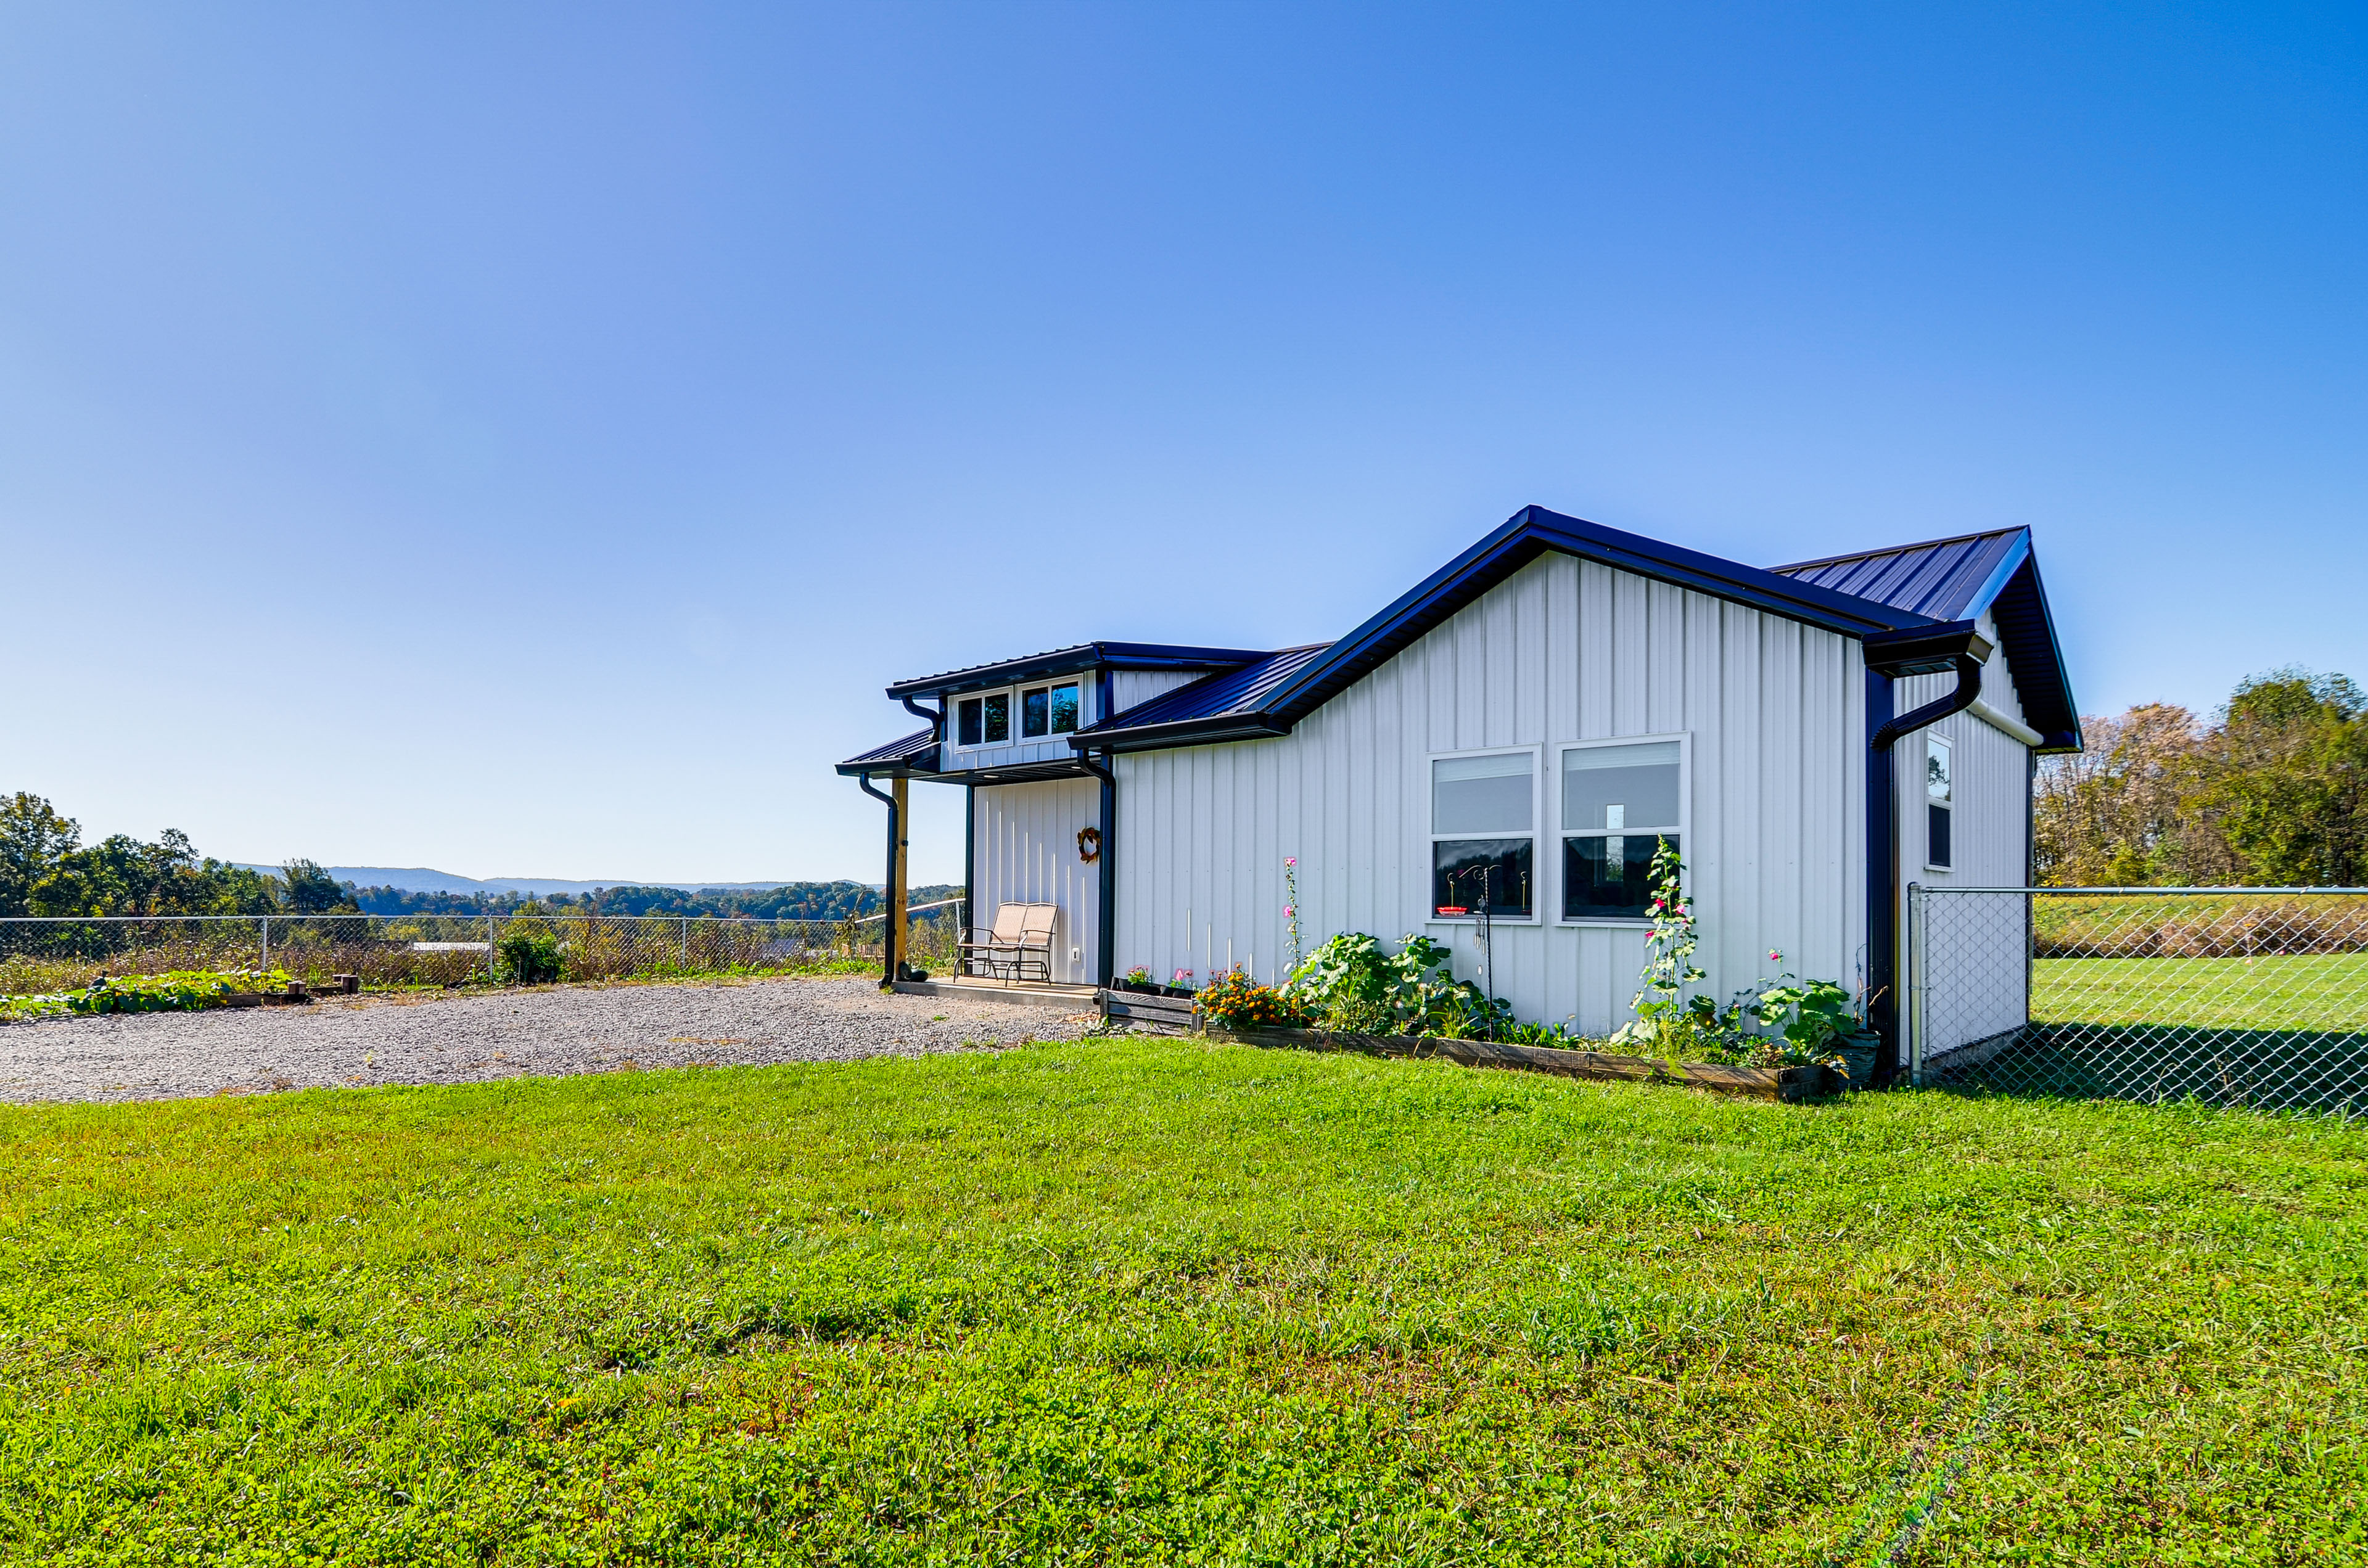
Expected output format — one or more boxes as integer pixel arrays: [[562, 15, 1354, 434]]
[[0, 910, 968, 1003]]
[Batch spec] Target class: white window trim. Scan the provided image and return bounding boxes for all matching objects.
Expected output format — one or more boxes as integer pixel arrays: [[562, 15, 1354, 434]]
[[1924, 732, 1954, 872], [952, 688, 1016, 750], [1556, 731, 1692, 927], [1424, 743, 1544, 927], [951, 679, 1087, 752]]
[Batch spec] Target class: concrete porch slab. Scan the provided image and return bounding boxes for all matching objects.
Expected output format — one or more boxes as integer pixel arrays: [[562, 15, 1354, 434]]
[[890, 978, 1101, 1010]]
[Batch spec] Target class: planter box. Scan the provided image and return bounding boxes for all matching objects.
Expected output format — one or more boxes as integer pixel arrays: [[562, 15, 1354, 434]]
[[217, 993, 263, 1009], [1098, 989, 1198, 1034], [1199, 1023, 1829, 1102]]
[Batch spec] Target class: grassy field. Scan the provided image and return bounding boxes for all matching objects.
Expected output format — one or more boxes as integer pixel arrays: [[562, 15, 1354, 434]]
[[2, 1040, 2364, 1564], [2034, 954, 2368, 1031]]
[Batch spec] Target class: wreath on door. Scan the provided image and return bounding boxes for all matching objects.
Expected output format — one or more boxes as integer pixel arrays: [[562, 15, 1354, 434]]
[[1076, 826, 1102, 863]]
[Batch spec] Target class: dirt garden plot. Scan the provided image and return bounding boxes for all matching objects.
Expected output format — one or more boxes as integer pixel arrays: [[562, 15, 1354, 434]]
[[0, 975, 1095, 1104]]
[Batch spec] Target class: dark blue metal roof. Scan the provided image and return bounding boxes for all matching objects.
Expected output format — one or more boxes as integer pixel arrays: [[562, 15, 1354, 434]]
[[1771, 528, 2027, 622], [1771, 528, 2078, 749], [1073, 644, 1333, 742], [884, 641, 1269, 699], [834, 728, 937, 776], [1072, 506, 1935, 753]]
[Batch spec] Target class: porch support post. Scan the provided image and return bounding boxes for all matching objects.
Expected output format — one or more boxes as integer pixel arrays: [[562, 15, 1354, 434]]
[[1077, 749, 1117, 990], [890, 775, 910, 979]]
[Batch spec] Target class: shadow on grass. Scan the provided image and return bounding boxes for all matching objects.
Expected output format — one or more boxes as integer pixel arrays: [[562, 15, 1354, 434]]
[[1928, 1022, 2368, 1114]]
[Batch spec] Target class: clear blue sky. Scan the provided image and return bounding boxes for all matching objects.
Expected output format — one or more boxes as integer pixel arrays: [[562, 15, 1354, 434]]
[[4, 3, 2361, 885]]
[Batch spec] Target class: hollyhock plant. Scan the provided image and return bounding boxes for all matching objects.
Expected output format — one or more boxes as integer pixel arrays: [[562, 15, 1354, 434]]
[[1283, 857, 1304, 974]]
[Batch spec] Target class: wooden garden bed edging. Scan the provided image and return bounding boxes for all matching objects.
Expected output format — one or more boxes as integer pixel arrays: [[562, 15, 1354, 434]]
[[1093, 988, 1830, 1099], [1098, 989, 1199, 1033], [1198, 1023, 1828, 1101]]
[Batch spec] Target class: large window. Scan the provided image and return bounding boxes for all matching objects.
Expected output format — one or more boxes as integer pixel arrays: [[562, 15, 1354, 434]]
[[955, 683, 1079, 749], [1926, 734, 1954, 870], [1561, 737, 1684, 921], [1431, 750, 1536, 919]]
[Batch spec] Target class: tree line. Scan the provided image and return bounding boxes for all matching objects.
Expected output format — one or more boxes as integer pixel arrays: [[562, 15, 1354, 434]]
[[0, 794, 358, 917], [351, 881, 964, 919], [2035, 668, 2366, 887], [1, 792, 961, 922]]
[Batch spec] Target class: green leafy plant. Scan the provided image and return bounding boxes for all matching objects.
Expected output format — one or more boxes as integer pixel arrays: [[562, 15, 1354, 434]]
[[1608, 838, 1706, 1063], [1121, 965, 1153, 988], [1285, 932, 1390, 1015], [1, 968, 299, 1020], [1497, 1017, 1590, 1048], [496, 929, 565, 985], [1284, 930, 1507, 1038]]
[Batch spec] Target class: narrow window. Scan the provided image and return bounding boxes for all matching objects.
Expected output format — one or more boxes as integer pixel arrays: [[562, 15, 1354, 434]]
[[957, 697, 983, 747], [1048, 683, 1080, 734], [1561, 740, 1683, 920], [1430, 752, 1535, 918], [1926, 734, 1954, 870], [982, 692, 1010, 744], [1022, 687, 1050, 738]]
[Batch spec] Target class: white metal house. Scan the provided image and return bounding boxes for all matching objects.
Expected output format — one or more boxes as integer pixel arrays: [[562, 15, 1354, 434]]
[[839, 506, 2079, 1082]]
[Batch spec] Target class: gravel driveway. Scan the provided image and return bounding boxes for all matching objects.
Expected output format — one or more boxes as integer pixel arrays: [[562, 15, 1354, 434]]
[[0, 977, 1098, 1104]]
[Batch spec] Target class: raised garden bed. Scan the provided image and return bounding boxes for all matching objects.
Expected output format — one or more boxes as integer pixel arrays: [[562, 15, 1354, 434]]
[[1096, 991, 1835, 1099], [1203, 1020, 1830, 1101], [1098, 989, 1198, 1032]]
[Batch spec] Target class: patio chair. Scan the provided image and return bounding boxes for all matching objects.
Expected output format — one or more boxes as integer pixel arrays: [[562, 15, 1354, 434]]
[[958, 901, 1058, 985]]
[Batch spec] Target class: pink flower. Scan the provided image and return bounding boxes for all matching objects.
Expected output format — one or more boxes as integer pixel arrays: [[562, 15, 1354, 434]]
[[1283, 905, 1295, 917], [1768, 948, 1783, 963], [1285, 857, 1297, 868]]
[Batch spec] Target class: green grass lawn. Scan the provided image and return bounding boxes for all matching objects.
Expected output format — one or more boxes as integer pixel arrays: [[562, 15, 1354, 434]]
[[4, 1040, 2365, 1565], [2035, 954, 2368, 1031]]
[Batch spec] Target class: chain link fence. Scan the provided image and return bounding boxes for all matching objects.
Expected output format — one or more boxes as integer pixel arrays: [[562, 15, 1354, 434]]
[[1910, 885, 2368, 1113], [0, 906, 967, 997]]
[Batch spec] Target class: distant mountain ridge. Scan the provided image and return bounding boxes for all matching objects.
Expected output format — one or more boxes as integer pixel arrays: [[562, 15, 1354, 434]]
[[233, 866, 807, 897]]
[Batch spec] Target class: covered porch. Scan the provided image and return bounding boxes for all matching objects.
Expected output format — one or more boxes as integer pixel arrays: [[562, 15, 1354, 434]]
[[835, 726, 1114, 993]]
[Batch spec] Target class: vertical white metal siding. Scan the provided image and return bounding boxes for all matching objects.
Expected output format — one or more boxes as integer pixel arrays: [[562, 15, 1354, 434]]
[[1112, 554, 1868, 1028], [1894, 620, 2033, 1048], [1892, 618, 2032, 891], [972, 780, 1101, 984]]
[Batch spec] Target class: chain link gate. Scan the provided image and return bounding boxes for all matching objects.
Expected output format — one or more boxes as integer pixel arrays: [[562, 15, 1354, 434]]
[[1909, 885, 2368, 1113]]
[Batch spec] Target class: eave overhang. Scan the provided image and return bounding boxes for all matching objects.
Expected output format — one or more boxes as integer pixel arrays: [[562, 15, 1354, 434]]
[[834, 728, 942, 779], [1775, 526, 2080, 753], [885, 642, 1271, 702], [1072, 505, 1934, 753]]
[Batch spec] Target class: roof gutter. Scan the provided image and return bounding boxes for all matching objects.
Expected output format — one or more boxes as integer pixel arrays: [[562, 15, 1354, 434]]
[[1868, 622, 1993, 750], [1069, 716, 1293, 753], [900, 692, 945, 746], [1859, 619, 1992, 1088], [853, 771, 900, 992]]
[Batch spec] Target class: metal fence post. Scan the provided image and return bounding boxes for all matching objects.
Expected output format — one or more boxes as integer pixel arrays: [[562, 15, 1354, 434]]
[[1906, 883, 1924, 1088], [681, 917, 689, 972], [260, 914, 270, 973]]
